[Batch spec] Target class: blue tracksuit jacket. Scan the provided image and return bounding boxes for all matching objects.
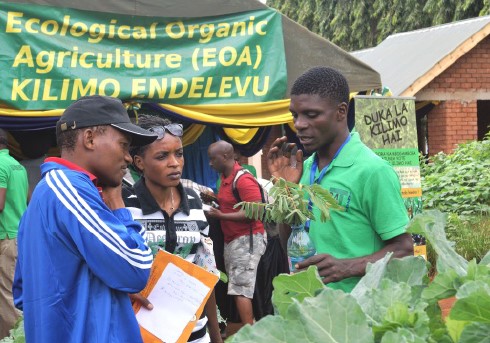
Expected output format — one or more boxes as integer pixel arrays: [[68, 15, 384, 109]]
[[13, 160, 152, 342]]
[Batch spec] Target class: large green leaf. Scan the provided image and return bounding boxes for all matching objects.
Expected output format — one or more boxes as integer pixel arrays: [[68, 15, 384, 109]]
[[229, 211, 490, 342], [422, 269, 461, 302], [380, 328, 426, 343], [271, 266, 325, 316], [450, 288, 490, 323], [359, 279, 413, 324], [407, 210, 468, 276], [384, 256, 428, 286], [225, 316, 289, 343], [286, 289, 373, 343], [228, 289, 373, 343], [351, 253, 392, 300], [458, 323, 490, 343], [466, 259, 490, 281], [456, 280, 490, 299], [359, 279, 430, 340]]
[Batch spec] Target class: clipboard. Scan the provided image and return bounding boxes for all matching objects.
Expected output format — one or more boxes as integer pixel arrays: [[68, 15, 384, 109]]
[[132, 250, 219, 343]]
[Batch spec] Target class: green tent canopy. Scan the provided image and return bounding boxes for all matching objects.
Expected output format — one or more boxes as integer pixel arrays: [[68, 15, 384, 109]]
[[6, 0, 380, 95], [1, 0, 381, 158]]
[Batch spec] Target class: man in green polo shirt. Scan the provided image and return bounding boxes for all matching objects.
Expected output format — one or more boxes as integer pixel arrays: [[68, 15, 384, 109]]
[[0, 129, 29, 338], [266, 67, 413, 293]]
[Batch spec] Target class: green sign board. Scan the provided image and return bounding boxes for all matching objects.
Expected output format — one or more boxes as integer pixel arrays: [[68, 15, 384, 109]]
[[355, 96, 422, 218], [0, 1, 287, 110]]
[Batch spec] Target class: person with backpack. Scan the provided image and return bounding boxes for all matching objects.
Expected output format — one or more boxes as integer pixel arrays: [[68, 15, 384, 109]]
[[206, 140, 266, 330], [214, 146, 257, 192]]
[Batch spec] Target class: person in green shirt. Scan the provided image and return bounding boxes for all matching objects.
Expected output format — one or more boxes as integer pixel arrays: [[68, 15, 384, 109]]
[[0, 129, 29, 338], [266, 67, 413, 292]]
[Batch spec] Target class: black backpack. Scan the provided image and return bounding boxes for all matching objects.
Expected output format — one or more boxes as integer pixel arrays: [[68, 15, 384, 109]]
[[232, 169, 268, 204]]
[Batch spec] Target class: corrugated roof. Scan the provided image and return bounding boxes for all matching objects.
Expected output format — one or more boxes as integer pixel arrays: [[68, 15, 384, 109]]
[[352, 16, 490, 96]]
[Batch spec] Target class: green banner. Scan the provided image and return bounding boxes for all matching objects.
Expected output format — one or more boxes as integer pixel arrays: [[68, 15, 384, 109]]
[[355, 96, 422, 218], [0, 2, 287, 110]]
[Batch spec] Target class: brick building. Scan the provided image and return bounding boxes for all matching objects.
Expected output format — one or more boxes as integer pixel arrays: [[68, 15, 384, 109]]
[[353, 16, 490, 155]]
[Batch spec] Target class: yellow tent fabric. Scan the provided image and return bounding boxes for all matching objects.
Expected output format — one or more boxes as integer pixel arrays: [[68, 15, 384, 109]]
[[0, 100, 293, 145], [6, 92, 410, 145], [156, 100, 292, 127], [0, 99, 292, 125]]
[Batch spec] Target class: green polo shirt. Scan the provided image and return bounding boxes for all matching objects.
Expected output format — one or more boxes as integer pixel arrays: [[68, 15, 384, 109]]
[[0, 149, 29, 239], [300, 132, 408, 292]]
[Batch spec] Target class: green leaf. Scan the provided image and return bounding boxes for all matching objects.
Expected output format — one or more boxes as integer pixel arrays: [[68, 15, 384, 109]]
[[380, 328, 426, 343], [271, 266, 325, 316], [427, 328, 453, 343], [358, 279, 430, 340], [449, 288, 490, 323], [425, 302, 449, 339], [351, 252, 392, 300], [219, 271, 228, 283], [466, 259, 490, 281], [359, 279, 413, 325], [225, 315, 289, 343], [385, 256, 428, 286], [422, 269, 461, 302], [236, 177, 341, 226], [229, 209, 490, 342], [408, 210, 468, 276], [458, 323, 490, 343], [445, 317, 470, 343], [228, 289, 373, 343], [480, 251, 490, 266], [286, 289, 374, 343], [456, 280, 490, 299]]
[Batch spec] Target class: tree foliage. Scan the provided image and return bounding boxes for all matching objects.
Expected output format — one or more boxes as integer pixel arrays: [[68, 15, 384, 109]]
[[267, 0, 490, 51], [236, 177, 343, 226]]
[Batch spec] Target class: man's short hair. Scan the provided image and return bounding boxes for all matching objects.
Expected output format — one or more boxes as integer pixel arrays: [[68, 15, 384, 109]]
[[291, 66, 350, 105], [57, 126, 107, 152]]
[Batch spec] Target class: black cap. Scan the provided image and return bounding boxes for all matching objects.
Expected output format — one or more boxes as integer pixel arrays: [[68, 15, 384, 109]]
[[56, 95, 158, 146]]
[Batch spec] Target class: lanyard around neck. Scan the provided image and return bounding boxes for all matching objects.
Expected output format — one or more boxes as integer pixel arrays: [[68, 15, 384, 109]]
[[305, 134, 351, 231], [309, 134, 351, 186]]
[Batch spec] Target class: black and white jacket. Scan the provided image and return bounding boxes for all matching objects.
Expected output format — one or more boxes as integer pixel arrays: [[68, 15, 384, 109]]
[[123, 178, 217, 343]]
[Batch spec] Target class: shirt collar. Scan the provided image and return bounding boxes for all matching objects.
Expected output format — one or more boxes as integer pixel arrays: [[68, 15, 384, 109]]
[[133, 177, 190, 216], [222, 161, 242, 185], [311, 132, 361, 168], [45, 157, 98, 183]]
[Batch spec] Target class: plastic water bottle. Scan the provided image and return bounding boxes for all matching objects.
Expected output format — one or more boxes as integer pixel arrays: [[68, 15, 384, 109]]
[[287, 223, 316, 272]]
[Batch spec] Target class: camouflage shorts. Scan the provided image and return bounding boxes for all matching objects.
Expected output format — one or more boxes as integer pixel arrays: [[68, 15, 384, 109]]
[[224, 233, 266, 299]]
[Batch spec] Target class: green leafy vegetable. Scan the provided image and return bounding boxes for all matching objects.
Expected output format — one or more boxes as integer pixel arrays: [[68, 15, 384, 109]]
[[271, 266, 325, 316], [226, 210, 490, 343], [228, 288, 373, 343]]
